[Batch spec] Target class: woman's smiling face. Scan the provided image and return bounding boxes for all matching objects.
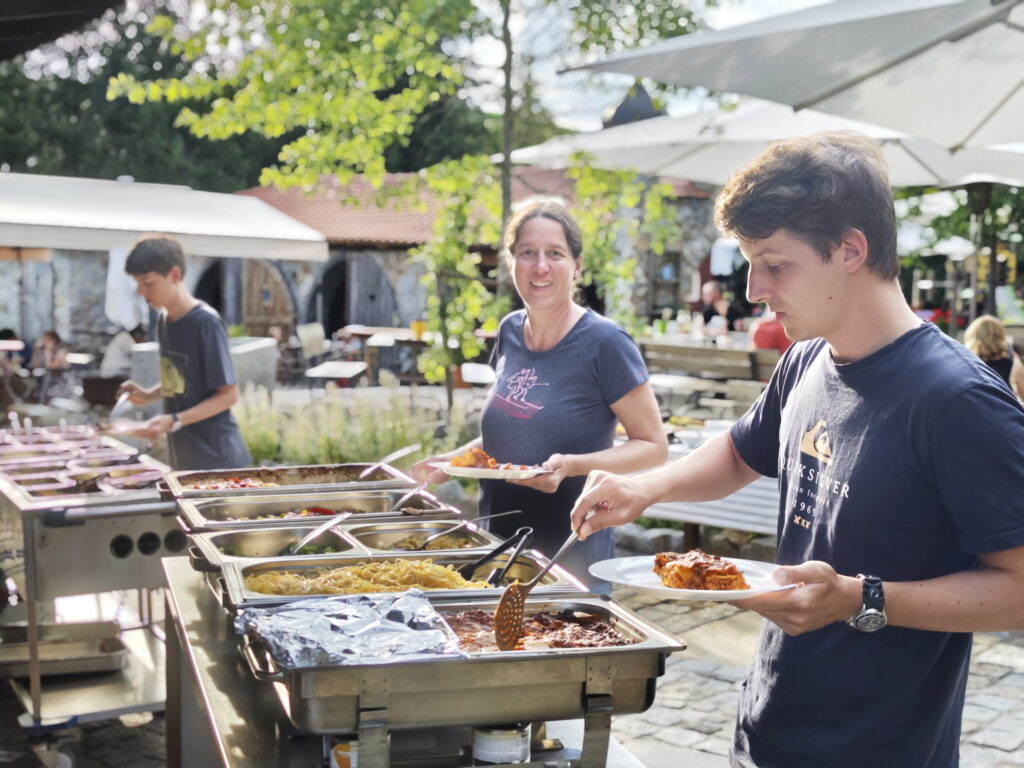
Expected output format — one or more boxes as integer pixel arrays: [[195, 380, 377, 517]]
[[510, 216, 579, 312]]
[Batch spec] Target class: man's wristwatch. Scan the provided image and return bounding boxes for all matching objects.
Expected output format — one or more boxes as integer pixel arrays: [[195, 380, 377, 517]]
[[848, 574, 886, 632], [169, 413, 184, 433]]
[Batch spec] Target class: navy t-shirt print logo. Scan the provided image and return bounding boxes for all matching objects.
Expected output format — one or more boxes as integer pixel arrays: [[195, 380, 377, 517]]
[[799, 419, 833, 464], [493, 366, 549, 420]]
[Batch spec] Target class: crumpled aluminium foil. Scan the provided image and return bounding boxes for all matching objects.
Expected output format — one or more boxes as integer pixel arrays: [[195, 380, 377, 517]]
[[235, 589, 463, 668]]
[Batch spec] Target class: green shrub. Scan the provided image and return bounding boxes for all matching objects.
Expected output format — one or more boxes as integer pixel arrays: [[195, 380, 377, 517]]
[[233, 376, 474, 468]]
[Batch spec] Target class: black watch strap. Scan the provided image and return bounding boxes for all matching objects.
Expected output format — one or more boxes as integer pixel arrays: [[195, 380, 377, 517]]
[[859, 574, 884, 611]]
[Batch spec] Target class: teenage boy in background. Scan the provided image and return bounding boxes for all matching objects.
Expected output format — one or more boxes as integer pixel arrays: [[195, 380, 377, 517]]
[[119, 234, 251, 470]]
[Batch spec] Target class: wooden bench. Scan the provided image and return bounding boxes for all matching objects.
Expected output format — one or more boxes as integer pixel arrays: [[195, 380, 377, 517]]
[[640, 338, 781, 381], [645, 474, 780, 548], [641, 339, 780, 417]]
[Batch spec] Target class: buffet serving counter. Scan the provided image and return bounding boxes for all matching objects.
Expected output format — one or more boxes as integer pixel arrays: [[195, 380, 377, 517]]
[[163, 557, 655, 768]]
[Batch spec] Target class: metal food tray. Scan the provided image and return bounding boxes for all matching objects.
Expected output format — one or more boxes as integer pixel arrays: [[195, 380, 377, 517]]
[[219, 551, 585, 612], [0, 451, 169, 512], [176, 489, 458, 533], [164, 462, 416, 499], [189, 520, 500, 573], [189, 525, 369, 572], [239, 594, 685, 733], [0, 621, 129, 678]]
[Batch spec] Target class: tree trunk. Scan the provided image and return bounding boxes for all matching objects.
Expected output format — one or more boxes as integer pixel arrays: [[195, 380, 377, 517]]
[[498, 0, 514, 300]]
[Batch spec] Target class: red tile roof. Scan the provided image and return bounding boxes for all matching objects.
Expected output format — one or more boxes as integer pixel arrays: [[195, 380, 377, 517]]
[[237, 167, 706, 248]]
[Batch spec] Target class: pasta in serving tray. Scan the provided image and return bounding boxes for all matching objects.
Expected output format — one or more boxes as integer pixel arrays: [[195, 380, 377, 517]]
[[244, 558, 492, 595]]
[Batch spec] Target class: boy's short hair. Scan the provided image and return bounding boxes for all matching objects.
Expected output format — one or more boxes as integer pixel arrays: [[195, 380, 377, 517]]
[[125, 234, 187, 277], [714, 130, 899, 279]]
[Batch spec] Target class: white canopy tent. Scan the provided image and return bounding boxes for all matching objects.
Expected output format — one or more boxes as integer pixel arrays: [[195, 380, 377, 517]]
[[510, 100, 1024, 188], [0, 172, 328, 261], [568, 0, 1024, 151]]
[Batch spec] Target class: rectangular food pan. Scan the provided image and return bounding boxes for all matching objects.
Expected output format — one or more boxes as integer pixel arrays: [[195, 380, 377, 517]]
[[176, 489, 458, 533], [164, 463, 416, 499], [238, 594, 684, 733], [219, 551, 586, 612]]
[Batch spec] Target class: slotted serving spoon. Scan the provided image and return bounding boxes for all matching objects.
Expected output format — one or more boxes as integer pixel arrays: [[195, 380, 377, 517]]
[[358, 442, 422, 479], [493, 509, 595, 651], [283, 511, 354, 555]]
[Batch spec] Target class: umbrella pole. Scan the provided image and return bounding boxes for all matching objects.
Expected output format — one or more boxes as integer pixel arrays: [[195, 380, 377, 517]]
[[966, 182, 993, 327]]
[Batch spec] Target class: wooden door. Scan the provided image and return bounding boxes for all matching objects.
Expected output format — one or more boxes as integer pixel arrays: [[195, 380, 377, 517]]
[[242, 260, 294, 338]]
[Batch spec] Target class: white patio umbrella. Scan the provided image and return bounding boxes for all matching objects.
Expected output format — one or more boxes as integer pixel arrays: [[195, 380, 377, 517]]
[[569, 0, 1024, 151], [510, 100, 1024, 188]]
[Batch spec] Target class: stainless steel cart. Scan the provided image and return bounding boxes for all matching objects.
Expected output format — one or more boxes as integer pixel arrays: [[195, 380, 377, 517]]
[[0, 428, 176, 767]]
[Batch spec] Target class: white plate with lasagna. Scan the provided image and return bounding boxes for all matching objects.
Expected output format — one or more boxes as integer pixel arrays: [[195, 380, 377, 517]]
[[429, 461, 550, 480], [589, 554, 796, 601]]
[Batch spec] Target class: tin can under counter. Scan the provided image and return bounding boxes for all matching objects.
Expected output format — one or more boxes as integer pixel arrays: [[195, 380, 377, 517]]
[[163, 462, 416, 500], [238, 594, 685, 734], [218, 550, 586, 613], [176, 489, 459, 533]]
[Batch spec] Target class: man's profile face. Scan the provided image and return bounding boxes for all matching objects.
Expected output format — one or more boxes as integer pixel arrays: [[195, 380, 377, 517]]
[[132, 268, 180, 310], [740, 229, 848, 343]]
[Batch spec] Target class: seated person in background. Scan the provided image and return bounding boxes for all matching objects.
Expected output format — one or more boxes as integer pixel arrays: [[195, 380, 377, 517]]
[[99, 325, 146, 379], [30, 330, 74, 401], [747, 309, 792, 354], [701, 279, 745, 333], [0, 329, 29, 371], [964, 314, 1024, 400]]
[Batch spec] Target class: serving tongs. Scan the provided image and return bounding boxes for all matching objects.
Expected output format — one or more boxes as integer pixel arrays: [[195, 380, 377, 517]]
[[493, 510, 595, 650], [456, 526, 533, 584]]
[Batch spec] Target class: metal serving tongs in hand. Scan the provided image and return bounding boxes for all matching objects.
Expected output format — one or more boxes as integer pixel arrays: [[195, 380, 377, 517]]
[[358, 442, 422, 479], [284, 511, 354, 555], [412, 509, 524, 551], [493, 509, 596, 651]]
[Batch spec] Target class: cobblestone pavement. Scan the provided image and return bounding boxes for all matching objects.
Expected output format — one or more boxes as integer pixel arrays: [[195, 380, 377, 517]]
[[613, 587, 1024, 767], [0, 687, 165, 768]]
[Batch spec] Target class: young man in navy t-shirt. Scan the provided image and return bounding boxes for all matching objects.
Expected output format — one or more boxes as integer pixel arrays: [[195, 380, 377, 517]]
[[570, 131, 1024, 767]]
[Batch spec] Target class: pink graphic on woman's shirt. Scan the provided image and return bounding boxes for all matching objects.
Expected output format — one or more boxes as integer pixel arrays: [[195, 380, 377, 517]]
[[493, 366, 548, 419]]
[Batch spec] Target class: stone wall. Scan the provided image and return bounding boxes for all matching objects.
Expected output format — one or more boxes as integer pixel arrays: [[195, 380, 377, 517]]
[[0, 261, 20, 331], [52, 250, 113, 352]]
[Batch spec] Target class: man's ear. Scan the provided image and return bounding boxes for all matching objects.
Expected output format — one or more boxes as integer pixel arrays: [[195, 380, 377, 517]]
[[168, 265, 183, 284], [840, 228, 869, 274]]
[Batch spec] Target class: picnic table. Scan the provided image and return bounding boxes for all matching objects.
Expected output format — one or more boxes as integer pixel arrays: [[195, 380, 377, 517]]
[[643, 433, 780, 547]]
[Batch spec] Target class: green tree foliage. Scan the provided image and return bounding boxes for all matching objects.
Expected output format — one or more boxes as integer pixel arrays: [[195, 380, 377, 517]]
[[0, 11, 286, 191], [410, 156, 509, 410], [567, 159, 676, 334], [109, 0, 477, 189]]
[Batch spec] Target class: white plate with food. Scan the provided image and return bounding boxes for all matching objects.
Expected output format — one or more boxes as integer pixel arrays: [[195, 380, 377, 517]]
[[429, 461, 550, 480], [589, 552, 796, 601]]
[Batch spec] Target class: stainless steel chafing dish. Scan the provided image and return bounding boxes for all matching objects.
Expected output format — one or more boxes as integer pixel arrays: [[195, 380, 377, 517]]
[[164, 462, 416, 499], [176, 489, 458, 532], [239, 594, 685, 734], [343, 520, 500, 553], [219, 551, 585, 612], [189, 525, 369, 572], [0, 451, 166, 512], [190, 519, 501, 573]]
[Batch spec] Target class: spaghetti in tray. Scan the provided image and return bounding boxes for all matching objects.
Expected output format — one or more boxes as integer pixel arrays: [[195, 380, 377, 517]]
[[244, 559, 493, 595]]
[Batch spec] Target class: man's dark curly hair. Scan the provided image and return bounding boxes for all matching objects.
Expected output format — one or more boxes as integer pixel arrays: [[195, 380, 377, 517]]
[[714, 130, 899, 280]]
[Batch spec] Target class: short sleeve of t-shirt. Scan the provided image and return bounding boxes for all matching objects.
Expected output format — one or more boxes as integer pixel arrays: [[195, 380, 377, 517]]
[[729, 340, 814, 478], [197, 313, 237, 392], [928, 383, 1024, 554]]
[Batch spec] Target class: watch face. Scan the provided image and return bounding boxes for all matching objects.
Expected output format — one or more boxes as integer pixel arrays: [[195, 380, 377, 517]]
[[855, 611, 887, 632]]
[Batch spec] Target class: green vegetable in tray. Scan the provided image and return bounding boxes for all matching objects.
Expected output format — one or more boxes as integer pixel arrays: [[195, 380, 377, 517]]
[[276, 543, 344, 556]]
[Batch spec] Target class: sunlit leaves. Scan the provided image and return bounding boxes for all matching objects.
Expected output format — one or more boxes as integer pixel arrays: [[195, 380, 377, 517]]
[[107, 0, 476, 189]]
